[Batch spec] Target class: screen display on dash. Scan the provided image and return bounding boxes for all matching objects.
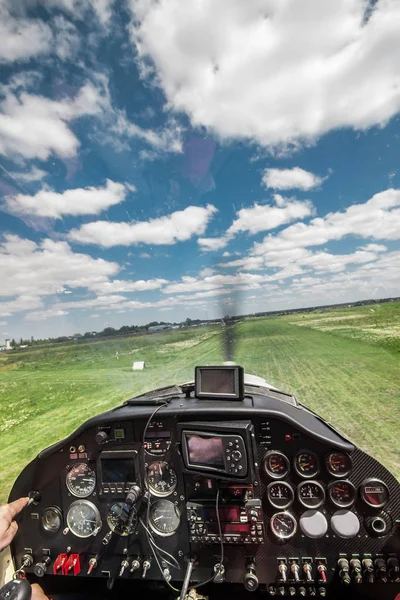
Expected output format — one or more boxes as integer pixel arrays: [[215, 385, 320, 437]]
[[200, 369, 236, 395], [101, 458, 134, 483], [187, 434, 224, 467]]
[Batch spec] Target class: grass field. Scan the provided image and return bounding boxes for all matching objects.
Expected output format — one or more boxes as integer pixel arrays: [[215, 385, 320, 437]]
[[0, 301, 399, 503]]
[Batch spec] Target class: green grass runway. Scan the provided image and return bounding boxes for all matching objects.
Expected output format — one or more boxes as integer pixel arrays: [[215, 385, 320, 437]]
[[0, 302, 399, 503]]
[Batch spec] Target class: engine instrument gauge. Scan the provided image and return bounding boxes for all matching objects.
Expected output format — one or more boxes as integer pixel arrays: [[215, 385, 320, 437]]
[[66, 500, 102, 538], [267, 481, 294, 509], [270, 511, 297, 540], [297, 480, 325, 509], [294, 452, 319, 478], [41, 507, 62, 533], [328, 480, 356, 508], [149, 499, 181, 537], [264, 451, 290, 479], [325, 452, 352, 477], [147, 461, 177, 497], [107, 502, 138, 536], [360, 479, 389, 508], [66, 463, 96, 498]]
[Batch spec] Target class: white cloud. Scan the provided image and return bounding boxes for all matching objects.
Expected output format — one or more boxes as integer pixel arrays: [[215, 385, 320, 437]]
[[9, 166, 47, 182], [263, 168, 325, 190], [0, 296, 43, 318], [227, 196, 315, 236], [25, 308, 69, 321], [0, 234, 119, 299], [68, 204, 218, 247], [53, 295, 126, 310], [5, 179, 130, 219], [0, 3, 52, 63], [43, 0, 114, 25], [252, 189, 400, 258], [129, 0, 400, 149], [198, 237, 229, 252], [111, 112, 183, 154], [0, 79, 109, 160], [89, 278, 168, 294], [162, 272, 266, 295], [0, 321, 8, 326]]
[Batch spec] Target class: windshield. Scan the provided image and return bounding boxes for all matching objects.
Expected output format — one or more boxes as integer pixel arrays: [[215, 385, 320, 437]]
[[0, 0, 399, 503]]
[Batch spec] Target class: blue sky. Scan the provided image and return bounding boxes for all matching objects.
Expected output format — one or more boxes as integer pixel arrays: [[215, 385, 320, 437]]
[[1, 0, 400, 340]]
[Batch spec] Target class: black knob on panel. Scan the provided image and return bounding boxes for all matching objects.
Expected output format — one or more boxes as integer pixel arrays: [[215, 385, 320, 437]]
[[95, 430, 108, 444], [231, 450, 242, 462], [318, 588, 327, 597], [244, 562, 259, 592], [298, 587, 307, 597], [268, 585, 276, 596], [288, 587, 296, 596], [276, 586, 285, 596], [33, 557, 51, 578]]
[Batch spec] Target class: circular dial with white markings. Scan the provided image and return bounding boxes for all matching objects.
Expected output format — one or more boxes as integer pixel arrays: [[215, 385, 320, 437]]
[[66, 463, 96, 498], [107, 502, 137, 536], [147, 461, 177, 497], [270, 511, 297, 540], [66, 500, 102, 538], [149, 499, 181, 537]]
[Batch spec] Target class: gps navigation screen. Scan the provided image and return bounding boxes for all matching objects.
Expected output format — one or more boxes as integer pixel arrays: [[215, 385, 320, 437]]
[[187, 434, 224, 467], [200, 369, 236, 394]]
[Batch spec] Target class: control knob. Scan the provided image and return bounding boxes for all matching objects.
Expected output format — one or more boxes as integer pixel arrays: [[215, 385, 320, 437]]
[[243, 561, 258, 592], [95, 430, 108, 444], [231, 450, 242, 462], [34, 557, 51, 578]]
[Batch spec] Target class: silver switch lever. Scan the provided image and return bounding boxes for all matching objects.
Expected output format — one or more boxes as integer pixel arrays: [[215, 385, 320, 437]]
[[142, 559, 151, 578], [130, 558, 141, 573], [119, 560, 129, 577]]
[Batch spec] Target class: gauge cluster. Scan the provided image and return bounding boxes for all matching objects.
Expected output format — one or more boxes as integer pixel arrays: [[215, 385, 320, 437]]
[[8, 402, 400, 598]]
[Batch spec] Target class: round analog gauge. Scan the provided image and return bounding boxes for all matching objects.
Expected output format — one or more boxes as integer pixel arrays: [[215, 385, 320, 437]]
[[360, 479, 389, 508], [264, 451, 290, 479], [107, 502, 138, 536], [66, 463, 96, 498], [328, 480, 356, 508], [295, 452, 319, 478], [42, 507, 62, 533], [66, 500, 102, 538], [267, 481, 295, 509], [270, 511, 297, 540], [297, 480, 325, 509], [325, 452, 352, 478], [147, 461, 177, 497], [149, 499, 181, 537]]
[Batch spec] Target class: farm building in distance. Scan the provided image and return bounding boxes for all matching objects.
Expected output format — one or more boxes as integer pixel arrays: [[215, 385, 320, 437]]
[[0, 339, 12, 352]]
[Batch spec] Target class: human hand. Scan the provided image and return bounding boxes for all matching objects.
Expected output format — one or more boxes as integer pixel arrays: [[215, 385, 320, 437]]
[[31, 583, 50, 599], [0, 497, 29, 552]]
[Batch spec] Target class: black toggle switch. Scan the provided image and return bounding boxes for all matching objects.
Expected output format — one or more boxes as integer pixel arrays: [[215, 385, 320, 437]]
[[374, 558, 388, 583], [387, 557, 400, 583]]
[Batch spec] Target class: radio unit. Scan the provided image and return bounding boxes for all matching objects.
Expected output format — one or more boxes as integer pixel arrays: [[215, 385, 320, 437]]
[[178, 421, 254, 480], [187, 501, 264, 545]]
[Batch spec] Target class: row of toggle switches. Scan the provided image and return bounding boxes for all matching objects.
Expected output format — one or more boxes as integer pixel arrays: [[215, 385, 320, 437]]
[[338, 556, 400, 584]]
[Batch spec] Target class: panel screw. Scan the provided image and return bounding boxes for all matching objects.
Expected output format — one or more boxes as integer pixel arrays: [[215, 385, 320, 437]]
[[178, 550, 183, 557]]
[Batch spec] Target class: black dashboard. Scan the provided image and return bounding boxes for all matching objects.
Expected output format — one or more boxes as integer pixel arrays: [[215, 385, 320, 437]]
[[8, 378, 400, 599]]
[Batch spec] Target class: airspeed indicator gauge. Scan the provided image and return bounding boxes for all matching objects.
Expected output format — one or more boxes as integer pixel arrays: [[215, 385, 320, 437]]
[[66, 463, 96, 498]]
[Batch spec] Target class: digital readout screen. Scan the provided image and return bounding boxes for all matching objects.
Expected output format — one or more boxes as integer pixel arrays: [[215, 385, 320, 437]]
[[207, 523, 249, 534], [101, 458, 134, 483], [199, 368, 236, 395], [187, 434, 225, 467], [203, 507, 240, 521]]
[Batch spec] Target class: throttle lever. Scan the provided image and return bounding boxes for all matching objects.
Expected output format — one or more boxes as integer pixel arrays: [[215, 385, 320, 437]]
[[0, 579, 32, 600]]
